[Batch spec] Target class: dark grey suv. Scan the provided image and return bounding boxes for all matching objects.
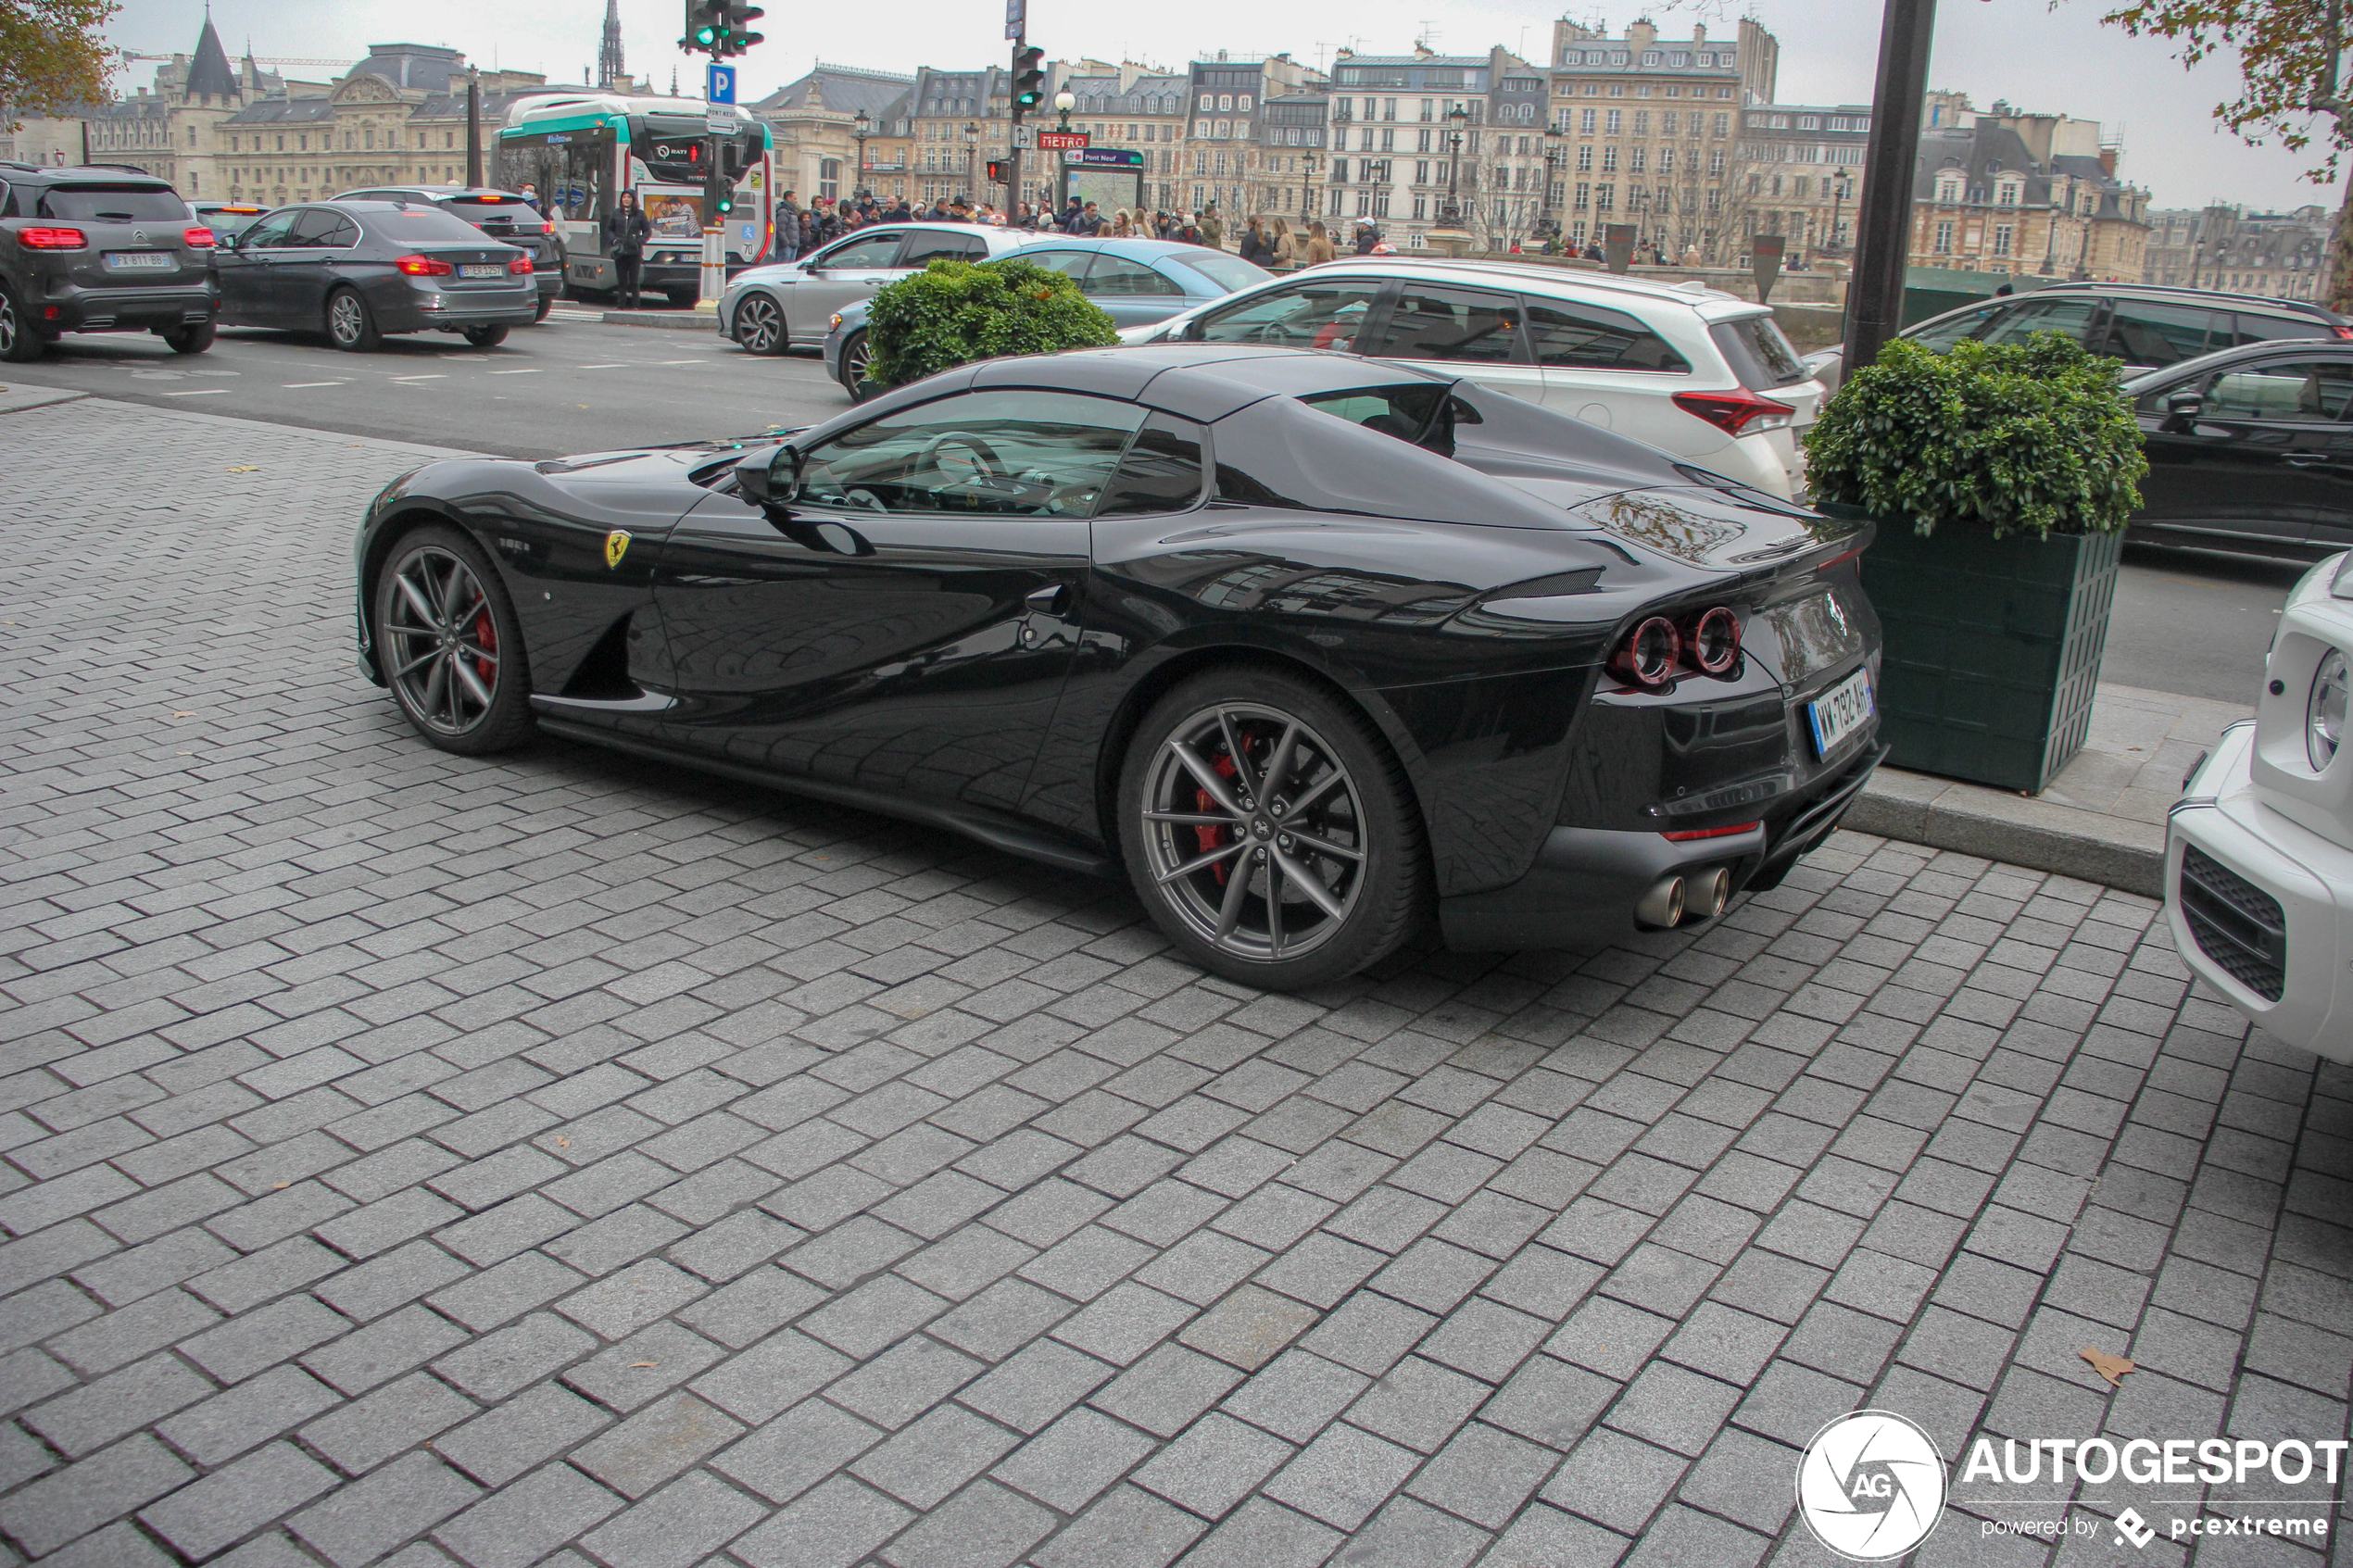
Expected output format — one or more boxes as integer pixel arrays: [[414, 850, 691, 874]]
[[0, 162, 220, 360], [329, 186, 563, 320]]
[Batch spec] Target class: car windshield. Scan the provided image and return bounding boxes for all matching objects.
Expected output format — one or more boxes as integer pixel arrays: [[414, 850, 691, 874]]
[[36, 186, 186, 221], [365, 207, 504, 244], [1299, 384, 1479, 457], [201, 208, 267, 237], [1174, 252, 1274, 292]]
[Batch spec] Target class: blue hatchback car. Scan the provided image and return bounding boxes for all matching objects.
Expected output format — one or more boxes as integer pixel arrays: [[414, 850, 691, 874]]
[[822, 235, 1273, 398]]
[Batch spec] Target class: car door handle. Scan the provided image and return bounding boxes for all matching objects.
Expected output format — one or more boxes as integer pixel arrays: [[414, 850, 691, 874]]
[[2284, 453, 2333, 467], [1026, 583, 1069, 614]]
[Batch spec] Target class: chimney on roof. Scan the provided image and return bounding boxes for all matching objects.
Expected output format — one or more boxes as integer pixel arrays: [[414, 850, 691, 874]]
[[1694, 24, 1707, 42]]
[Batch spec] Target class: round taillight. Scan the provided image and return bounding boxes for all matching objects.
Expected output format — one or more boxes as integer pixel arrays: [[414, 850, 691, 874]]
[[1611, 616, 1681, 690], [1685, 606, 1741, 675]]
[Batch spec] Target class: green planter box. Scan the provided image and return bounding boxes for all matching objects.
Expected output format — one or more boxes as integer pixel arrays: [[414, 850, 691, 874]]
[[1840, 507, 2122, 793]]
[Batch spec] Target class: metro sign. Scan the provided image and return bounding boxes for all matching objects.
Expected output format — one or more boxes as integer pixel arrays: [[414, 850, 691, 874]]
[[1036, 131, 1090, 150]]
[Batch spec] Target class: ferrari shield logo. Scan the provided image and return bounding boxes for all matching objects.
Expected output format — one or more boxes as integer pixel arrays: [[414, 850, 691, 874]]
[[604, 530, 631, 570]]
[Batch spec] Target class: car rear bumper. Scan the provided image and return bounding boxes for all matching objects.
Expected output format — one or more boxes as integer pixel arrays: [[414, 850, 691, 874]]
[[36, 282, 216, 333], [2166, 721, 2351, 1060], [377, 286, 538, 333], [1438, 740, 1883, 949]]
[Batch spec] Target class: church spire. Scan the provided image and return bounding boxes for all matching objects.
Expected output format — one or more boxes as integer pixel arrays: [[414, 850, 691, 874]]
[[598, 0, 626, 91], [183, 6, 242, 102]]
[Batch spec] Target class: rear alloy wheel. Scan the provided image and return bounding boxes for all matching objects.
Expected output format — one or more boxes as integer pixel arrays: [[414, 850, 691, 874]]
[[533, 295, 553, 322], [373, 525, 535, 755], [326, 287, 382, 352], [1120, 670, 1428, 987], [0, 287, 43, 363], [159, 320, 216, 355], [734, 294, 786, 355], [838, 330, 875, 400], [463, 325, 509, 348]]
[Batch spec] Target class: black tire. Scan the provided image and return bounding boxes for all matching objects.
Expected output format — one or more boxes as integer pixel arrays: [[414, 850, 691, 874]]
[[666, 288, 698, 310], [372, 524, 535, 756], [463, 325, 510, 349], [0, 286, 43, 363], [837, 330, 875, 401], [326, 286, 382, 352], [533, 295, 553, 323], [733, 293, 786, 356], [1118, 667, 1428, 988], [160, 320, 216, 355]]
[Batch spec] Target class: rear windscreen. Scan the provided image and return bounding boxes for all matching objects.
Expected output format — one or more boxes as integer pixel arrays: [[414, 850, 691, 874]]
[[365, 207, 506, 244], [37, 186, 188, 221], [1711, 315, 1811, 387]]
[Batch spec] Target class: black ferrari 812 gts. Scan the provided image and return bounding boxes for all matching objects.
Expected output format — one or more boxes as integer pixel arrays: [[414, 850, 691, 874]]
[[355, 345, 1884, 988]]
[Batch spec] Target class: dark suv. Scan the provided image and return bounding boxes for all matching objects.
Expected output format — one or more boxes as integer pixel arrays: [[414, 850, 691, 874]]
[[1807, 282, 2351, 388], [329, 185, 562, 320], [0, 162, 219, 360]]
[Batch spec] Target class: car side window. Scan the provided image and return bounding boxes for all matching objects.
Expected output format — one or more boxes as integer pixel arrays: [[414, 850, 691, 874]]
[[1365, 286, 1526, 365], [2101, 300, 2221, 367], [1021, 249, 1097, 282], [1096, 414, 1207, 516], [239, 211, 298, 248], [1976, 297, 2101, 348], [1188, 279, 1385, 351], [815, 231, 904, 270], [2200, 360, 2353, 422], [1525, 299, 1691, 371], [285, 209, 346, 247], [1088, 256, 1185, 296], [2223, 314, 2336, 349], [903, 231, 986, 266], [798, 389, 1148, 518], [1905, 303, 2004, 352]]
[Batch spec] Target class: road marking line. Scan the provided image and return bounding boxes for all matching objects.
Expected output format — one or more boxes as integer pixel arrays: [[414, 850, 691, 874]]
[[283, 381, 346, 388], [652, 359, 703, 365], [487, 369, 542, 375], [579, 364, 630, 369], [163, 389, 229, 395], [390, 374, 446, 382]]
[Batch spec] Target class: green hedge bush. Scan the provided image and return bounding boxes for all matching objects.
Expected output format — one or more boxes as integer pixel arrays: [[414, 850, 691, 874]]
[[1802, 333, 2147, 539], [862, 257, 1119, 391]]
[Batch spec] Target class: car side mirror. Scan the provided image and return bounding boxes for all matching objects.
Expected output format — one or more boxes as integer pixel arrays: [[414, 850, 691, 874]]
[[2164, 388, 2205, 424], [735, 444, 799, 507]]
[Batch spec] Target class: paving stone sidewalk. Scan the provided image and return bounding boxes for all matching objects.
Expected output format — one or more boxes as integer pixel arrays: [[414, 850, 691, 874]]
[[0, 394, 2347, 1568]]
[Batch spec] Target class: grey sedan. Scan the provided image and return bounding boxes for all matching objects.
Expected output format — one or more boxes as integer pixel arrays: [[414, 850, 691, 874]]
[[717, 223, 1048, 357], [823, 237, 1272, 398]]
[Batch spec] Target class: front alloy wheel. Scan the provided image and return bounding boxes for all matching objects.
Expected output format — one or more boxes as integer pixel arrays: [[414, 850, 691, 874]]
[[1122, 671, 1427, 986], [375, 528, 534, 754], [839, 330, 875, 400], [735, 294, 785, 354]]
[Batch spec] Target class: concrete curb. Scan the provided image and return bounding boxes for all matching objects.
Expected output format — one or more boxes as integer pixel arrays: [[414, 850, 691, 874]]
[[1847, 766, 2166, 897], [599, 309, 722, 331], [0, 385, 85, 416]]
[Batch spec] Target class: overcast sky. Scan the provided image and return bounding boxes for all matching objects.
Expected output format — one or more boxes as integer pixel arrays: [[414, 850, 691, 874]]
[[107, 0, 2334, 211]]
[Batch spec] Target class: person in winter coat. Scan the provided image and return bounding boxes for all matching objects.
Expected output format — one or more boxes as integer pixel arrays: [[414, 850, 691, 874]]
[[1197, 207, 1225, 249], [1352, 222, 1380, 256], [1302, 220, 1336, 266], [1270, 218, 1300, 269], [774, 192, 802, 262], [1237, 217, 1275, 267], [602, 192, 650, 308]]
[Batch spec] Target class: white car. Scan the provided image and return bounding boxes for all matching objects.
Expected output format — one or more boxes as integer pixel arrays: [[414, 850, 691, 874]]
[[1122, 259, 1825, 499], [2169, 552, 2353, 1059], [717, 222, 1047, 356]]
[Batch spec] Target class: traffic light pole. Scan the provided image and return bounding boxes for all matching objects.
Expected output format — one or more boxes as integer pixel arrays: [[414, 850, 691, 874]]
[[1011, 31, 1043, 222]]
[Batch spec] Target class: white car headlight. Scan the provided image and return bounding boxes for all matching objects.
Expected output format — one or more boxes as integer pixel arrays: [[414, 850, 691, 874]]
[[2310, 647, 2348, 771]]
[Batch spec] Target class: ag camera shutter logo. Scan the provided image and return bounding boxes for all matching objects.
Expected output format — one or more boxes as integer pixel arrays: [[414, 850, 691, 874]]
[[1796, 1410, 1947, 1561]]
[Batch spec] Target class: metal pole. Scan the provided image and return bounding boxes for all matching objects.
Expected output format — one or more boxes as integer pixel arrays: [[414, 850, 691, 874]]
[[1842, 0, 1938, 373], [465, 70, 484, 187]]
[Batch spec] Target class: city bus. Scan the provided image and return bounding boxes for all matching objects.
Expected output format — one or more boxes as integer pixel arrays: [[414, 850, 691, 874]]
[[497, 93, 774, 307]]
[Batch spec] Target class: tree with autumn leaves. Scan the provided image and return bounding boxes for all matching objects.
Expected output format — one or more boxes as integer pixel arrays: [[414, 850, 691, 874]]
[[2099, 0, 2353, 307], [2, 0, 119, 129]]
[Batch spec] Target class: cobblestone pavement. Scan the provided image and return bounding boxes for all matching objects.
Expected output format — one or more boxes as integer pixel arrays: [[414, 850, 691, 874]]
[[2, 394, 2348, 1568]]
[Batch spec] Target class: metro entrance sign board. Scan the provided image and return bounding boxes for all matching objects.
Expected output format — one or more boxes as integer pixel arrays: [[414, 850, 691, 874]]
[[1035, 131, 1090, 150]]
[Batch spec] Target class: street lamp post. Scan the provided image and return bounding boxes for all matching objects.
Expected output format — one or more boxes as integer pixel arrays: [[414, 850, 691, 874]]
[[1302, 152, 1318, 223], [1829, 174, 1853, 257], [1540, 129, 1565, 245], [1440, 104, 1468, 227], [963, 121, 977, 201], [852, 109, 871, 200], [1053, 90, 1075, 132], [464, 66, 483, 189]]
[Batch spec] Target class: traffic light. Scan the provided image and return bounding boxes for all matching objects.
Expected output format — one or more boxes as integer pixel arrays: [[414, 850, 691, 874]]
[[684, 0, 722, 51], [986, 160, 1004, 182], [721, 3, 764, 56], [1012, 45, 1045, 115]]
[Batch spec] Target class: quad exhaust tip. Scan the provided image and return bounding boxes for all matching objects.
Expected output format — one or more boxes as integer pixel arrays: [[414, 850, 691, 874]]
[[1636, 866, 1732, 931]]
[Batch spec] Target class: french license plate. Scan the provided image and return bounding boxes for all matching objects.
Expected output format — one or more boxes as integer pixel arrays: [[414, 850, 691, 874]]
[[1807, 666, 1875, 758], [459, 264, 504, 278], [104, 251, 172, 270]]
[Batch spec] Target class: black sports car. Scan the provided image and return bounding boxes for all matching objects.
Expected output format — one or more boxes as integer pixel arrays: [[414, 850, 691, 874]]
[[354, 345, 1885, 987]]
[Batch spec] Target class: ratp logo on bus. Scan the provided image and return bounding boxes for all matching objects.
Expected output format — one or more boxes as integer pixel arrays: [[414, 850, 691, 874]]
[[1797, 1411, 1948, 1561]]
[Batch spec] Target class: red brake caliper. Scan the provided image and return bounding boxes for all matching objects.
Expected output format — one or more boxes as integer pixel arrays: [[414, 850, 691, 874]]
[[471, 609, 497, 685], [1193, 751, 1244, 886]]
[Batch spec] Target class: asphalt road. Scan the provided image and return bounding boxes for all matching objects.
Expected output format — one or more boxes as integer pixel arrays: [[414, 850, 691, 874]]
[[0, 307, 852, 458], [0, 312, 2326, 705]]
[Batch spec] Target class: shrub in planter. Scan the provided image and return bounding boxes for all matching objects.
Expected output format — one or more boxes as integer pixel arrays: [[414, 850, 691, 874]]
[[1803, 334, 2149, 791], [862, 257, 1119, 392]]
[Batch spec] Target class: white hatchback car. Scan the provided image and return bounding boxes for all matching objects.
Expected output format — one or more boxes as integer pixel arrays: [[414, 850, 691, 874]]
[[1124, 259, 1825, 499], [2169, 552, 2353, 1060]]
